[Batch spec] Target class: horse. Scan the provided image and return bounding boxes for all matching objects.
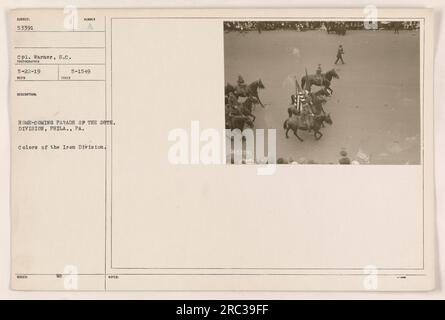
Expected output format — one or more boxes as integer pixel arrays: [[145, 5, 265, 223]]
[[231, 115, 253, 131], [310, 87, 331, 99], [287, 100, 326, 117], [225, 83, 236, 96], [283, 113, 333, 141], [301, 69, 339, 93], [226, 79, 265, 107], [239, 96, 256, 122], [225, 102, 254, 131], [289, 88, 329, 120], [310, 99, 327, 116], [290, 88, 330, 106], [226, 114, 253, 131]]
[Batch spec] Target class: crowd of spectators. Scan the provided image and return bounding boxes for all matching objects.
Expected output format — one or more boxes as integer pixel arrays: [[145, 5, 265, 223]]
[[224, 21, 420, 32]]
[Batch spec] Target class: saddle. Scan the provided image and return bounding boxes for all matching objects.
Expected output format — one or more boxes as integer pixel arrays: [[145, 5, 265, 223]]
[[235, 84, 247, 95], [315, 74, 324, 83]]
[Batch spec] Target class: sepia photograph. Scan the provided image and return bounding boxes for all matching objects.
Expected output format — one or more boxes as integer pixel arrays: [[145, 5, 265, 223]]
[[224, 20, 421, 164], [3, 6, 438, 295]]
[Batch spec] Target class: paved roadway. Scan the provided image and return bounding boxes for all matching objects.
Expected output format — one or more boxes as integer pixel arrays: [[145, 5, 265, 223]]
[[224, 29, 421, 164]]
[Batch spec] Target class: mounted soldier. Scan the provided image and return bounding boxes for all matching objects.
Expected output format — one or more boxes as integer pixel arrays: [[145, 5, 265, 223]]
[[227, 92, 238, 108], [315, 64, 322, 81], [226, 77, 265, 107], [293, 79, 314, 130], [237, 74, 245, 86], [235, 75, 247, 96], [301, 97, 315, 130]]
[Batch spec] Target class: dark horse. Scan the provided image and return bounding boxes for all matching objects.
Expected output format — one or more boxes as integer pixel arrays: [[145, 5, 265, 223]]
[[239, 96, 257, 122], [289, 88, 329, 118], [226, 114, 253, 131], [287, 98, 326, 119], [283, 114, 333, 141], [225, 79, 265, 107], [301, 69, 339, 94], [290, 88, 329, 111]]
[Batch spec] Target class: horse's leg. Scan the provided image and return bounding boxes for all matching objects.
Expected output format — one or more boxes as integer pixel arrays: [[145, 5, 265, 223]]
[[247, 96, 256, 111], [294, 128, 303, 142], [319, 114, 325, 127], [256, 94, 265, 108], [326, 87, 333, 95], [284, 120, 289, 138], [314, 130, 322, 140]]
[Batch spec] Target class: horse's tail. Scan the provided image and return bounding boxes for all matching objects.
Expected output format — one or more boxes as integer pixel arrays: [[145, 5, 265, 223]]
[[283, 119, 288, 130]]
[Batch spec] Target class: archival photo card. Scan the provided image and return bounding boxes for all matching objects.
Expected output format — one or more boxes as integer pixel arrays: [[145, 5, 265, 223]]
[[8, 8, 435, 292]]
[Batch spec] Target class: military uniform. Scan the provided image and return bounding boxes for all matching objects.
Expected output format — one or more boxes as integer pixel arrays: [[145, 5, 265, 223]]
[[335, 45, 345, 64], [228, 92, 238, 108], [295, 91, 314, 130], [236, 75, 247, 95], [315, 64, 323, 83]]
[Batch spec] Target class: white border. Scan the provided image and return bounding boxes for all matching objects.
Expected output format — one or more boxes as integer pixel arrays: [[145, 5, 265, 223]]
[[0, 0, 444, 299]]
